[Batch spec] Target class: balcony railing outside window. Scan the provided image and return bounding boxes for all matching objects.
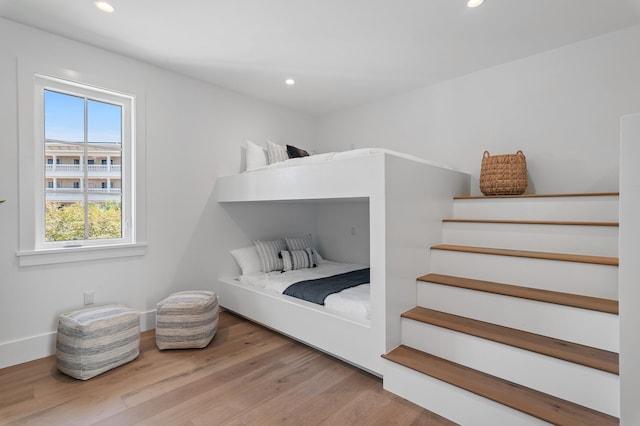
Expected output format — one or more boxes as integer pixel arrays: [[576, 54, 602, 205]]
[[45, 164, 122, 174], [45, 187, 122, 194]]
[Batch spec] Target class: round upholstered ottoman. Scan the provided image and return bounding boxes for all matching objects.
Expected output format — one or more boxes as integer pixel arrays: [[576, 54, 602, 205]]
[[56, 304, 141, 380], [155, 290, 218, 350]]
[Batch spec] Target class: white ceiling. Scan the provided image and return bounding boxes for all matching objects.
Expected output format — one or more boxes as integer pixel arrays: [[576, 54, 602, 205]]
[[2, 0, 640, 116]]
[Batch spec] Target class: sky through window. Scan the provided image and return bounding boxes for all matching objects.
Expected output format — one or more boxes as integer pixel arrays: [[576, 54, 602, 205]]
[[44, 90, 122, 144]]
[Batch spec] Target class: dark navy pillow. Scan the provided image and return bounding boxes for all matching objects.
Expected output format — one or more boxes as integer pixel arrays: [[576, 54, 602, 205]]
[[286, 144, 310, 158]]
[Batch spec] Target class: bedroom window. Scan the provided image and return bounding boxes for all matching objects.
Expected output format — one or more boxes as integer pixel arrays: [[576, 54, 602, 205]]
[[17, 65, 147, 266], [42, 87, 126, 244]]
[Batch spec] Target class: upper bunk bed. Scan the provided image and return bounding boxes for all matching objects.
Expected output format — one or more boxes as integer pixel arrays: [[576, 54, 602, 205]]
[[216, 148, 470, 376], [217, 148, 464, 202]]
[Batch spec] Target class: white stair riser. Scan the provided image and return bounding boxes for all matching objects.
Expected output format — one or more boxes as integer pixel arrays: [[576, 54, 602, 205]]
[[430, 250, 618, 299], [383, 361, 552, 426], [453, 196, 619, 222], [402, 320, 619, 417], [416, 282, 618, 352], [442, 222, 618, 257]]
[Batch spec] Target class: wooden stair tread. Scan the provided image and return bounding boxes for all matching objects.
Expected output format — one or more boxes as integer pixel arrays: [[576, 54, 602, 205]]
[[443, 218, 619, 227], [382, 345, 619, 426], [454, 192, 619, 200], [417, 273, 618, 314], [431, 244, 619, 266], [402, 307, 618, 374]]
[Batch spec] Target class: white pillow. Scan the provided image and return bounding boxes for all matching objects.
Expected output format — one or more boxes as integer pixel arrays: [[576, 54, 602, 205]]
[[267, 140, 288, 164], [230, 246, 262, 275], [246, 140, 268, 171]]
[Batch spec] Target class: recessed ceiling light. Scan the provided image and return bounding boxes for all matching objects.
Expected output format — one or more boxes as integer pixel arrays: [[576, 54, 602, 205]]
[[467, 0, 484, 7], [285, 78, 296, 86], [95, 1, 115, 13]]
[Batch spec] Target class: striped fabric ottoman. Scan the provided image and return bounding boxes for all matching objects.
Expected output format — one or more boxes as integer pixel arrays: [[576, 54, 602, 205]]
[[56, 305, 140, 380], [155, 291, 218, 350]]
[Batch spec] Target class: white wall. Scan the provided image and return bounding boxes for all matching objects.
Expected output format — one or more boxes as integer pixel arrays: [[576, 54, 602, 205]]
[[0, 18, 316, 368], [620, 113, 640, 426], [316, 200, 370, 265], [317, 25, 640, 195]]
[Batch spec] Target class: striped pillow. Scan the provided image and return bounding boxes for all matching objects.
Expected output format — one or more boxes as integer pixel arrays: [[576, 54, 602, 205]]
[[267, 140, 288, 164], [284, 234, 313, 251], [281, 248, 317, 271], [254, 238, 286, 272]]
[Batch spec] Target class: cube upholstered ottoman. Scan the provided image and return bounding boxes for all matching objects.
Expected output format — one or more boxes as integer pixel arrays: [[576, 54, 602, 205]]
[[56, 304, 141, 380], [156, 290, 218, 350]]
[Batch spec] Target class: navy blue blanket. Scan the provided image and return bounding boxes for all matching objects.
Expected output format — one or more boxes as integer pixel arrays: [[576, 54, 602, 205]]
[[283, 268, 370, 305]]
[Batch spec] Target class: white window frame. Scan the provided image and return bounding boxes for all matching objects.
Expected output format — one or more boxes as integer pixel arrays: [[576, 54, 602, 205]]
[[17, 57, 147, 266]]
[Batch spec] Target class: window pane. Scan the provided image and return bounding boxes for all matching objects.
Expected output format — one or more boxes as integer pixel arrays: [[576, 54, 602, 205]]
[[88, 200, 122, 240], [88, 99, 121, 144], [44, 90, 84, 142], [87, 100, 122, 211], [45, 201, 85, 242]]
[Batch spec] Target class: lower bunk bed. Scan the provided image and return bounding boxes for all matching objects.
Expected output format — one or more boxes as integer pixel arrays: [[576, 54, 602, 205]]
[[219, 260, 384, 375]]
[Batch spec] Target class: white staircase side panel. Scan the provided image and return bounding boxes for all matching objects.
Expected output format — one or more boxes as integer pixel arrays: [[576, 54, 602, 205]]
[[620, 113, 640, 426], [453, 196, 619, 222], [442, 222, 618, 257], [416, 282, 619, 352], [430, 250, 618, 299], [402, 320, 620, 417], [383, 360, 552, 426]]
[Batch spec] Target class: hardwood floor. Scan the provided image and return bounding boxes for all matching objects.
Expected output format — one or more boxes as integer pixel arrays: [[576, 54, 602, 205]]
[[0, 311, 456, 425]]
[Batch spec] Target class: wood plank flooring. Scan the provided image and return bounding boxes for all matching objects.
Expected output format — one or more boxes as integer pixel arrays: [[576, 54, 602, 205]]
[[0, 310, 455, 426]]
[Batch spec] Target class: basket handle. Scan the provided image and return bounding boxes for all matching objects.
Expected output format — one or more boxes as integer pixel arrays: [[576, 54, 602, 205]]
[[516, 150, 525, 157], [483, 151, 490, 158]]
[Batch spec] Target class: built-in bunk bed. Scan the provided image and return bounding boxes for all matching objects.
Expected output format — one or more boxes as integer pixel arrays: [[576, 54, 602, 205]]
[[216, 148, 470, 376]]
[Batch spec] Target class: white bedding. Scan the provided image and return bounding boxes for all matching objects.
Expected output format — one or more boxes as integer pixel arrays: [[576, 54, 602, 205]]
[[248, 148, 456, 172], [239, 261, 371, 321]]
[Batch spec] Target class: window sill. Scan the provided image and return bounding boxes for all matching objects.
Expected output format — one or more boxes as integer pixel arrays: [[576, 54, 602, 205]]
[[16, 242, 147, 266]]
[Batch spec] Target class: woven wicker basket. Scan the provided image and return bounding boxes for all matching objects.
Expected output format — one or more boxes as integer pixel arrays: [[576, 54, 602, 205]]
[[479, 150, 528, 196]]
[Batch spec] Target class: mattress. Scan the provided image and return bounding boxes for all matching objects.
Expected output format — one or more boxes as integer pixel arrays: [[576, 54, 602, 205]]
[[239, 261, 371, 321], [248, 147, 456, 172]]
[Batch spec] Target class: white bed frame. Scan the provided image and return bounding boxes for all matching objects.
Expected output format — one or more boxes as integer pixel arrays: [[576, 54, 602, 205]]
[[217, 152, 470, 376]]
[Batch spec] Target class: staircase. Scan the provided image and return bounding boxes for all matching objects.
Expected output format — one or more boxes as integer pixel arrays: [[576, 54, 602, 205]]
[[382, 193, 620, 426]]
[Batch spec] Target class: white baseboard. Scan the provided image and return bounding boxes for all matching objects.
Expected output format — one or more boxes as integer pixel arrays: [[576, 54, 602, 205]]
[[0, 331, 58, 369], [140, 309, 156, 331], [0, 309, 156, 369]]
